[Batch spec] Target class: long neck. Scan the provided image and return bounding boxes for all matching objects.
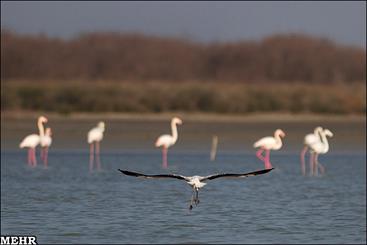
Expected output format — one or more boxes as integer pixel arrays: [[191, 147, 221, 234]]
[[38, 119, 45, 137], [274, 132, 283, 148], [319, 131, 330, 152], [171, 121, 178, 142]]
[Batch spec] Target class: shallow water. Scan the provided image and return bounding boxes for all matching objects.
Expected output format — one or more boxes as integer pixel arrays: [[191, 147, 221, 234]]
[[1, 150, 366, 244], [1, 118, 366, 243]]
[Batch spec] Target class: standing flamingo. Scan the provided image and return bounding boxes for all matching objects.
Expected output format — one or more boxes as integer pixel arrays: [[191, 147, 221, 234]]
[[253, 129, 285, 169], [308, 129, 333, 176], [87, 121, 105, 172], [300, 126, 323, 175], [155, 117, 182, 168], [19, 116, 48, 167], [40, 127, 52, 168]]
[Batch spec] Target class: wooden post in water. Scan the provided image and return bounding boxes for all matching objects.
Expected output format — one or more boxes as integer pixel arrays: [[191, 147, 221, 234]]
[[210, 135, 218, 161]]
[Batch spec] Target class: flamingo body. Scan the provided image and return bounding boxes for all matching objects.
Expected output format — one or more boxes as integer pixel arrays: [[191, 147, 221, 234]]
[[19, 134, 40, 148], [155, 134, 176, 148], [88, 122, 105, 144]]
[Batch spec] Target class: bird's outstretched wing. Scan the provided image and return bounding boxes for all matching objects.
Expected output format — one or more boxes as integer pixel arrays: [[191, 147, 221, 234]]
[[118, 169, 188, 181], [200, 168, 274, 181]]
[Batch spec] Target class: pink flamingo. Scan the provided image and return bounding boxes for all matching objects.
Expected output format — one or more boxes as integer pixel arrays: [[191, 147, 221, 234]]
[[308, 129, 333, 176], [155, 117, 182, 168], [40, 127, 52, 168], [19, 116, 48, 167], [253, 129, 285, 169], [300, 126, 323, 176], [87, 121, 105, 172]]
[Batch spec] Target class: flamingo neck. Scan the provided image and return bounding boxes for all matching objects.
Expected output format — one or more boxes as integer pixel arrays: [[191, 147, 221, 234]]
[[319, 131, 330, 152], [274, 132, 283, 148], [38, 119, 45, 138], [171, 121, 178, 143]]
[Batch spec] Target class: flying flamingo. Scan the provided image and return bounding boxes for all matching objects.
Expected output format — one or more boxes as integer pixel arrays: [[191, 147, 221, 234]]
[[308, 129, 333, 176], [87, 121, 105, 172], [19, 116, 48, 167], [253, 129, 285, 169], [40, 127, 52, 168], [300, 126, 323, 175], [118, 167, 273, 210], [155, 117, 182, 168]]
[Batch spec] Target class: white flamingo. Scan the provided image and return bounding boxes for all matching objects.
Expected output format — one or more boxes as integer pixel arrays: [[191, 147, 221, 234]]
[[308, 129, 333, 176], [253, 129, 285, 169], [40, 127, 52, 168], [19, 116, 48, 167], [118, 167, 273, 210], [155, 117, 182, 168], [87, 121, 105, 172], [300, 126, 323, 175]]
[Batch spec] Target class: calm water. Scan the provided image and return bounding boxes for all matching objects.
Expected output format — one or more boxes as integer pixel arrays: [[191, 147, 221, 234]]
[[1, 118, 366, 243], [1, 150, 366, 244]]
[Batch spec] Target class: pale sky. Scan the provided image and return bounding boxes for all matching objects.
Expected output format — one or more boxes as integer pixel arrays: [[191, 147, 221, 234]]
[[1, 1, 366, 47]]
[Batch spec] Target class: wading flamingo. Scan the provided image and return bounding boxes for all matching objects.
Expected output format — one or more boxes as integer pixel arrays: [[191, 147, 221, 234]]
[[40, 127, 52, 168], [155, 117, 182, 168], [253, 129, 285, 169], [87, 121, 105, 172], [19, 116, 48, 167], [118, 167, 273, 210], [308, 129, 333, 176], [300, 126, 323, 175]]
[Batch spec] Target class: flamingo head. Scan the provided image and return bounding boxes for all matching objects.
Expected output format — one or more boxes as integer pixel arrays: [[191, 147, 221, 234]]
[[172, 117, 183, 125], [314, 126, 323, 134], [324, 129, 333, 137], [275, 129, 285, 138], [45, 128, 52, 136], [39, 116, 48, 124], [98, 121, 105, 130]]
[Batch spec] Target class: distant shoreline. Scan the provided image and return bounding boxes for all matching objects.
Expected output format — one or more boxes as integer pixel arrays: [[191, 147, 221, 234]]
[[1, 110, 365, 123]]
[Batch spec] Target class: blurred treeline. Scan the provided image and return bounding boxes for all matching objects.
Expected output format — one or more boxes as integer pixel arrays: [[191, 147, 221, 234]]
[[1, 31, 366, 114], [1, 30, 365, 82]]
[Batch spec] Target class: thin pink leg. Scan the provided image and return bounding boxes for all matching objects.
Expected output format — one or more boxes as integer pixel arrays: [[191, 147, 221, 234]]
[[313, 154, 319, 176], [40, 147, 44, 162], [32, 148, 37, 167], [44, 147, 49, 168], [27, 148, 32, 166], [95, 141, 101, 171], [162, 147, 168, 169], [315, 154, 325, 175], [256, 149, 265, 162], [309, 152, 314, 176], [300, 146, 308, 176], [89, 143, 94, 172], [264, 149, 272, 169]]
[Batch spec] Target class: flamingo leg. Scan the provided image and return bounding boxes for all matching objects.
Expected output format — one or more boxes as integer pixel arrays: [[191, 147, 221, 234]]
[[309, 152, 315, 176], [162, 147, 168, 169], [31, 148, 37, 167], [189, 189, 195, 210], [314, 154, 319, 176], [256, 149, 265, 162], [264, 149, 273, 169], [89, 143, 94, 172], [27, 148, 32, 166], [195, 189, 200, 205], [43, 146, 49, 168], [300, 146, 308, 176], [95, 141, 101, 171], [40, 147, 44, 162], [315, 154, 325, 176]]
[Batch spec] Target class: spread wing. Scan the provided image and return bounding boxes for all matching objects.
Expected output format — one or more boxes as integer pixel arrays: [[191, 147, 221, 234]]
[[200, 168, 274, 181], [118, 169, 188, 181]]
